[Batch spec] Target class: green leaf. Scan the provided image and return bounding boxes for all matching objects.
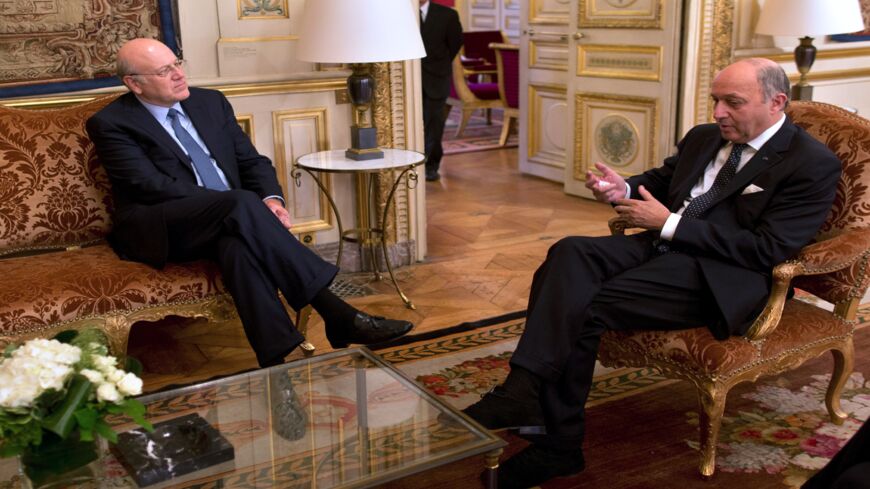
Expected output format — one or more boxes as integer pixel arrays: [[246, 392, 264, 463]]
[[41, 375, 92, 439], [94, 420, 118, 444], [125, 356, 143, 377], [2, 343, 17, 357], [52, 330, 78, 344]]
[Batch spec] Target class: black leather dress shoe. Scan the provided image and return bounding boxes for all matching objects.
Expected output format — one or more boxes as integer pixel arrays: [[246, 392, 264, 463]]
[[492, 444, 585, 489], [425, 169, 440, 181], [462, 385, 545, 430], [326, 312, 413, 348]]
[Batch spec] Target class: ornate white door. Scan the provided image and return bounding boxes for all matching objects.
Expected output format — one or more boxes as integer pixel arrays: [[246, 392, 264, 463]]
[[520, 0, 683, 198]]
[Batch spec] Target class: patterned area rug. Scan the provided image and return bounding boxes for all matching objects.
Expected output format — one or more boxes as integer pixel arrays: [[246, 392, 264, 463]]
[[388, 301, 870, 488], [442, 108, 518, 155]]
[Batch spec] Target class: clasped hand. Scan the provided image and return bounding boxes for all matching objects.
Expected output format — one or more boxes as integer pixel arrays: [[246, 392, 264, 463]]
[[585, 162, 669, 231], [264, 197, 293, 229]]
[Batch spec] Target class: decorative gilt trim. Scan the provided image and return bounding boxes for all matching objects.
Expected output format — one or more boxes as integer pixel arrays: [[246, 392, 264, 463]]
[[761, 46, 870, 63], [217, 36, 298, 42], [578, 0, 663, 29], [528, 83, 568, 167], [530, 39, 570, 72], [210, 78, 347, 98], [272, 107, 333, 234], [236, 114, 255, 144], [1, 78, 348, 109], [577, 44, 663, 81], [529, 0, 571, 25], [694, 0, 735, 124], [786, 67, 870, 84], [236, 0, 289, 20], [0, 295, 237, 355], [573, 92, 658, 181]]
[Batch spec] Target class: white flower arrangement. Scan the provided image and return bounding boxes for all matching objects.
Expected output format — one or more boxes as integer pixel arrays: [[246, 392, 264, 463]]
[[0, 329, 152, 459]]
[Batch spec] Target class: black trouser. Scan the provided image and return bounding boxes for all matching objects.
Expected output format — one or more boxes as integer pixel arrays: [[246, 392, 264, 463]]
[[511, 233, 720, 448], [803, 417, 870, 489], [423, 94, 448, 173], [161, 190, 337, 367]]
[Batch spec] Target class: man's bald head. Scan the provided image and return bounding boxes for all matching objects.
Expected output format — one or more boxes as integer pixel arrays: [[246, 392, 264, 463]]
[[116, 38, 189, 107]]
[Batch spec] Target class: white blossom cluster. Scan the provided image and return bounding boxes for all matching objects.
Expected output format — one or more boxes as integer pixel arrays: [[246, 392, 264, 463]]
[[79, 346, 143, 403], [0, 339, 142, 409]]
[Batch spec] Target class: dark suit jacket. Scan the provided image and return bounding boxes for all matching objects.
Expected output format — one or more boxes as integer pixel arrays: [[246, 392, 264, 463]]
[[421, 2, 463, 100], [626, 118, 841, 338], [86, 88, 283, 268]]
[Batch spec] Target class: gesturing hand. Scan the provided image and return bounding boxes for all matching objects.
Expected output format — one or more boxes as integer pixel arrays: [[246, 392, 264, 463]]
[[612, 185, 670, 230], [585, 162, 627, 203], [264, 198, 293, 230]]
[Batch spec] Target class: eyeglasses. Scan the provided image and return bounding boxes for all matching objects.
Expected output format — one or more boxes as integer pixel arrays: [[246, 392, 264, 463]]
[[128, 59, 185, 78]]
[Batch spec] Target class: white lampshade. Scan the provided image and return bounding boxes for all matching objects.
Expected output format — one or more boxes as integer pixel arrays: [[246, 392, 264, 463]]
[[756, 0, 865, 37], [296, 0, 427, 63]]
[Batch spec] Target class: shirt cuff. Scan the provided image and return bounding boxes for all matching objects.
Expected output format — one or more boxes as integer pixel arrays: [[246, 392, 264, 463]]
[[659, 213, 681, 241], [263, 195, 285, 205], [624, 182, 632, 199]]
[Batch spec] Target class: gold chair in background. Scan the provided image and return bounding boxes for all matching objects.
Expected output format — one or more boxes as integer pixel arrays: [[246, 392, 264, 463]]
[[490, 42, 519, 146], [598, 101, 870, 477]]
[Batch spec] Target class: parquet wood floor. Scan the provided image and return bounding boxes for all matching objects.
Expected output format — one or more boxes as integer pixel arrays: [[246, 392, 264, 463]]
[[134, 149, 614, 392]]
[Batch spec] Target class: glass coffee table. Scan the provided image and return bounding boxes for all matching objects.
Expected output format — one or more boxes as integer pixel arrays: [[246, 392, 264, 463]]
[[0, 347, 505, 488]]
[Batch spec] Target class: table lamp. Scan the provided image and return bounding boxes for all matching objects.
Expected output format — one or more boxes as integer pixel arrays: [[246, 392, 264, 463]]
[[296, 0, 426, 160], [755, 0, 864, 101]]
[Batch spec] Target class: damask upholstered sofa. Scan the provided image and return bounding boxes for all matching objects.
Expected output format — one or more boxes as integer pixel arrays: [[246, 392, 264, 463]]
[[0, 95, 236, 354]]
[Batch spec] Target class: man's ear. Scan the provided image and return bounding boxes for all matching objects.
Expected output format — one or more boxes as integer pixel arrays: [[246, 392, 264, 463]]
[[771, 92, 788, 112], [122, 76, 141, 95]]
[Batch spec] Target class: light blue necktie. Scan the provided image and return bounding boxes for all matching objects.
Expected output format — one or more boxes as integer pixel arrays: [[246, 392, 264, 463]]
[[166, 108, 228, 190]]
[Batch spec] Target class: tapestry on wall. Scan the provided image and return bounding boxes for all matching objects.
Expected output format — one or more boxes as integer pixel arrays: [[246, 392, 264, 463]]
[[0, 0, 177, 98]]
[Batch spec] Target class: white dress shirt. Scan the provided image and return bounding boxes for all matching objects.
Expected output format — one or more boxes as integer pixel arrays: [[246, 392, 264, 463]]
[[657, 114, 786, 240]]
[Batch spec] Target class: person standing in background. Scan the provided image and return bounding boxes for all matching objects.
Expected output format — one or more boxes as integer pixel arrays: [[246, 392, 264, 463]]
[[420, 0, 463, 182]]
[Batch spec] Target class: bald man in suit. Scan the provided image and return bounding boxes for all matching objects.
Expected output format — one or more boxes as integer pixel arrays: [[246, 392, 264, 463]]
[[87, 39, 413, 368], [462, 58, 842, 489]]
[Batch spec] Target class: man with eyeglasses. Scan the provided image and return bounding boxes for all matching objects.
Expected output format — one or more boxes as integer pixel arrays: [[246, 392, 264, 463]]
[[86, 38, 414, 368]]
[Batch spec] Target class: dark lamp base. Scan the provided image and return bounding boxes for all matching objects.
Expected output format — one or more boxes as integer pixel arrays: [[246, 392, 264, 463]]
[[792, 84, 813, 101], [347, 125, 383, 160], [345, 147, 384, 160]]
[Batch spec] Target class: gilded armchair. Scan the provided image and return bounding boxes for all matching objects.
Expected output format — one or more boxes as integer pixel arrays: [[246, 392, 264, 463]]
[[446, 31, 505, 138], [598, 101, 870, 477], [490, 42, 519, 146]]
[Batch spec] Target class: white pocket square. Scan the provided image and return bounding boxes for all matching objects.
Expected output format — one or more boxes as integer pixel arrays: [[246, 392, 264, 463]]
[[741, 184, 764, 195]]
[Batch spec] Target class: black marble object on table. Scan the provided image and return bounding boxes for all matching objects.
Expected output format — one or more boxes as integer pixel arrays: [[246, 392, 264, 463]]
[[113, 413, 234, 487]]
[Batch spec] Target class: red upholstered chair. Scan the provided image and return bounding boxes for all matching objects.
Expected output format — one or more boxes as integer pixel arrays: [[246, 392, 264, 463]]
[[461, 30, 504, 82], [491, 42, 519, 146], [446, 30, 506, 137], [447, 54, 503, 138], [598, 101, 870, 477]]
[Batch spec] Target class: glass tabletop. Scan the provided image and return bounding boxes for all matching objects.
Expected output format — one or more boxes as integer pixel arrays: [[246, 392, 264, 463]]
[[0, 347, 503, 488]]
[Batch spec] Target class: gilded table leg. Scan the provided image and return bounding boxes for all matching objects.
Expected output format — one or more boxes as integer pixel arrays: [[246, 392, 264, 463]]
[[827, 338, 854, 425], [294, 167, 344, 267], [697, 384, 727, 478], [378, 167, 417, 310], [295, 305, 316, 357], [483, 448, 503, 489]]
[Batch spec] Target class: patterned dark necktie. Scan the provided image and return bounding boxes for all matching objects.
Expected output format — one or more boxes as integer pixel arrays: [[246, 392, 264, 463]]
[[167, 108, 228, 190], [656, 143, 747, 254]]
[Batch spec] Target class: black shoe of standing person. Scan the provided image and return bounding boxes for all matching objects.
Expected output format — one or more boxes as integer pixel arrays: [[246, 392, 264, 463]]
[[425, 168, 440, 181], [326, 312, 413, 348], [491, 444, 585, 489]]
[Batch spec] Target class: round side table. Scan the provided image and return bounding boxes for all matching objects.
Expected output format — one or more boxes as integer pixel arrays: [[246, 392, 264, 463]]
[[294, 149, 425, 309]]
